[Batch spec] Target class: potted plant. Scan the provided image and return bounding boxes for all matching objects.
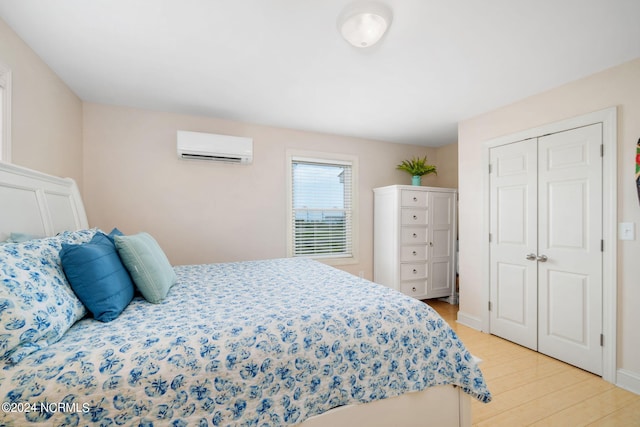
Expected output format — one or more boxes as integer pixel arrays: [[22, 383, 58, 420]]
[[397, 156, 437, 186]]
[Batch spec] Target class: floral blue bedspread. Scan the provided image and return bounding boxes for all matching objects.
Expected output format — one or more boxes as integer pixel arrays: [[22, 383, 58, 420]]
[[1, 258, 490, 426]]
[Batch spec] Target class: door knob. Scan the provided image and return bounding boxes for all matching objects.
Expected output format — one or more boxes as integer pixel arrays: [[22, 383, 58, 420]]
[[537, 254, 548, 262], [526, 253, 537, 261]]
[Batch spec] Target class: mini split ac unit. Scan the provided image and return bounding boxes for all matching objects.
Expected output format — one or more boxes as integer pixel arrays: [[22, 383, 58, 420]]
[[177, 130, 253, 164]]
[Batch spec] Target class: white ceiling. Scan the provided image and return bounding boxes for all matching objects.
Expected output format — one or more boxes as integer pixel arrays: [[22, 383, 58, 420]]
[[0, 0, 639, 147]]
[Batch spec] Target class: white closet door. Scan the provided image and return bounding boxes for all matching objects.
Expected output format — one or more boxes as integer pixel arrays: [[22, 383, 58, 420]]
[[537, 124, 603, 375], [489, 124, 603, 375], [489, 140, 538, 350]]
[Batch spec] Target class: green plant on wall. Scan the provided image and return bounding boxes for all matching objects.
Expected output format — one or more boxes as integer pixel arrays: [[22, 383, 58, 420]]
[[397, 156, 437, 186]]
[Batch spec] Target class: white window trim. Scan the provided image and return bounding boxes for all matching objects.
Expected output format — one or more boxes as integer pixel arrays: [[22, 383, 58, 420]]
[[0, 61, 12, 163], [286, 149, 359, 266]]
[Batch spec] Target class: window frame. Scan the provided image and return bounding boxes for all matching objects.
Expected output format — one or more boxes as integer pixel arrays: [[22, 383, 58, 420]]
[[286, 150, 359, 266], [0, 61, 12, 163]]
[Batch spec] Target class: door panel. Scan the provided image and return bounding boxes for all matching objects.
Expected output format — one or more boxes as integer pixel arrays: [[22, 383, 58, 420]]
[[547, 180, 588, 249], [495, 262, 528, 325], [537, 124, 603, 375], [427, 192, 455, 298], [497, 186, 528, 244], [545, 270, 588, 344], [489, 140, 538, 350], [432, 228, 451, 258], [429, 259, 451, 294]]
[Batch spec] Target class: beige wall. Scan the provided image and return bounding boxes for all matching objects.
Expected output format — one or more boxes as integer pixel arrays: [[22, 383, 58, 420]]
[[0, 19, 83, 186], [458, 58, 640, 385], [435, 142, 458, 189], [82, 103, 450, 279], [0, 17, 459, 282], [0, 9, 459, 281]]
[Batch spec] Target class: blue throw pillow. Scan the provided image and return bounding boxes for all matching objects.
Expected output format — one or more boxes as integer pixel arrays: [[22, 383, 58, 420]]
[[60, 232, 134, 322], [104, 227, 124, 244]]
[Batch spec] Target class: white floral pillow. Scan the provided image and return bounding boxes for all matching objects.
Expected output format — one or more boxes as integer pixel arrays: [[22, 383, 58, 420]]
[[0, 229, 97, 364]]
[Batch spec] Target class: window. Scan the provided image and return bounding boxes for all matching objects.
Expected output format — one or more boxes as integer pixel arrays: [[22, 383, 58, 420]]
[[287, 152, 358, 264], [0, 62, 11, 162]]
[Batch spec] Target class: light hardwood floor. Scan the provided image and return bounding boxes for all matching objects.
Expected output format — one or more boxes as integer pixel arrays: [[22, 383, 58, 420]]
[[425, 300, 640, 427]]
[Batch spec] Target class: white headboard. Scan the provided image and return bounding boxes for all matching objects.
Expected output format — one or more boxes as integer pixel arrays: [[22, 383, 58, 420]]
[[0, 161, 88, 241]]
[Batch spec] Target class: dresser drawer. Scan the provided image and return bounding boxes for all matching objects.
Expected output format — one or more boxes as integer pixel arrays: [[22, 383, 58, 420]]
[[401, 190, 428, 208], [401, 208, 427, 225], [400, 263, 427, 280], [400, 245, 427, 262], [400, 280, 427, 297], [401, 227, 428, 244]]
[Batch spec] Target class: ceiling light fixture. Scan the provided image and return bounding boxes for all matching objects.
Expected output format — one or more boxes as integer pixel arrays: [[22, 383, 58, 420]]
[[337, 1, 393, 48]]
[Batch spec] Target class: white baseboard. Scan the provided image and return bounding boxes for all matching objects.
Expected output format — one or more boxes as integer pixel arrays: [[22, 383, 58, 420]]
[[617, 369, 640, 395], [456, 311, 483, 331]]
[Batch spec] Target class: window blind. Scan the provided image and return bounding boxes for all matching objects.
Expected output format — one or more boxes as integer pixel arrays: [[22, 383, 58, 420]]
[[291, 159, 353, 258]]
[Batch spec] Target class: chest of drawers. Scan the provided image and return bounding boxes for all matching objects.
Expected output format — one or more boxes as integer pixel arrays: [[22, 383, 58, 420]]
[[373, 185, 457, 302]]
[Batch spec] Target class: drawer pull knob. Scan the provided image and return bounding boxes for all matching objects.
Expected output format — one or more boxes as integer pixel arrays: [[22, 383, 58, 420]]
[[413, 197, 418, 202], [413, 233, 417, 238], [429, 242, 433, 247], [413, 215, 418, 220], [412, 269, 417, 274], [412, 287, 417, 292], [412, 250, 417, 256]]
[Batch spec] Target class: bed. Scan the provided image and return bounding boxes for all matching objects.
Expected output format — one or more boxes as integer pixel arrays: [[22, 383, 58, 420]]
[[0, 161, 491, 426]]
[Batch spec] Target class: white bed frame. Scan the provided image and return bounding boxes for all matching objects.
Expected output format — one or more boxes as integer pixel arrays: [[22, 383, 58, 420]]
[[0, 160, 472, 427], [0, 161, 88, 241]]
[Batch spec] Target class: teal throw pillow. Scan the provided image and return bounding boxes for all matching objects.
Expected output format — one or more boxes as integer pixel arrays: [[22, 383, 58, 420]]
[[114, 232, 176, 304]]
